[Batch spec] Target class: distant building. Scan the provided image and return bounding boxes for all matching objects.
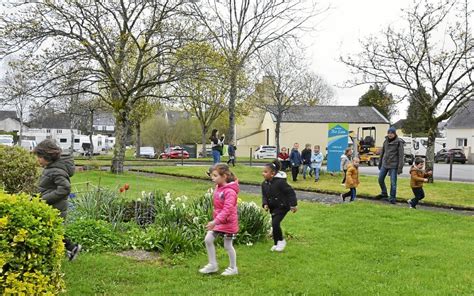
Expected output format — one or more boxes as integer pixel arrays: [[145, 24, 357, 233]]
[[236, 105, 390, 157], [392, 119, 406, 136], [93, 112, 115, 136], [446, 100, 474, 163], [0, 111, 21, 133]]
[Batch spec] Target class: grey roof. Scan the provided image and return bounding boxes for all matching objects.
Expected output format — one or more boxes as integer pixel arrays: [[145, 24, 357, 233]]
[[392, 119, 406, 129], [28, 113, 72, 129], [93, 112, 115, 126], [446, 100, 474, 129], [0, 111, 19, 121], [270, 106, 390, 124]]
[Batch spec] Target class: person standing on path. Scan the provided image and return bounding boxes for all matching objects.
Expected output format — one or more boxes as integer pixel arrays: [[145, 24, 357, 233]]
[[377, 127, 405, 204], [226, 141, 237, 167], [340, 148, 353, 185], [341, 157, 360, 202], [289, 143, 302, 182], [310, 145, 324, 182], [301, 144, 313, 179], [210, 129, 225, 164]]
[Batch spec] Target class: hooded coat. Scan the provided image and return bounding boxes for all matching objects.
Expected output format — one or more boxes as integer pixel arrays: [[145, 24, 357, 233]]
[[212, 180, 240, 234], [38, 155, 75, 218], [261, 171, 297, 214]]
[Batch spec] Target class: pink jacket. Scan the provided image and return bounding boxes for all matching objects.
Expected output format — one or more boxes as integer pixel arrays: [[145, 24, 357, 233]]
[[212, 180, 240, 234]]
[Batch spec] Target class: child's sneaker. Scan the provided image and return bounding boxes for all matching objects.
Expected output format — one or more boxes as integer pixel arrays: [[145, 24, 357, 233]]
[[67, 244, 81, 261], [407, 200, 416, 209], [340, 194, 346, 202], [199, 263, 218, 274], [274, 240, 286, 252], [270, 245, 277, 251], [221, 267, 238, 276]]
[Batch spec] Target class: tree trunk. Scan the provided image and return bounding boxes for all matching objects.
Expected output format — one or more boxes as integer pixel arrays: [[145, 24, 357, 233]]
[[111, 109, 130, 174], [201, 126, 208, 158], [275, 114, 282, 153], [89, 110, 94, 160], [70, 117, 75, 154], [228, 69, 238, 143], [426, 125, 437, 183], [135, 121, 141, 157]]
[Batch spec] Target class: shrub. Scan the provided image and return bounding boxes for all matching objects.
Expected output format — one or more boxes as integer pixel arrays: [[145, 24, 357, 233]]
[[0, 145, 39, 194], [237, 201, 271, 245], [0, 193, 65, 294], [65, 219, 123, 252], [68, 188, 127, 227]]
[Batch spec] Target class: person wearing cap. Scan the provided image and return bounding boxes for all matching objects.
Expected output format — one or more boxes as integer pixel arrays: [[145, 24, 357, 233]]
[[377, 127, 405, 204]]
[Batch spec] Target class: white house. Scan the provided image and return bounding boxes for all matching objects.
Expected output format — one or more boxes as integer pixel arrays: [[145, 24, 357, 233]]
[[446, 100, 474, 163], [93, 113, 115, 136], [0, 111, 21, 132]]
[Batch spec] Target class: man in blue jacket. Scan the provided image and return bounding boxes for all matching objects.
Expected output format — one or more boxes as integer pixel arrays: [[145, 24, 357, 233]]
[[289, 142, 302, 181]]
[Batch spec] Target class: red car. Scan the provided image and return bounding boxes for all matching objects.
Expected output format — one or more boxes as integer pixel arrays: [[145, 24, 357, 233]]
[[159, 146, 190, 159]]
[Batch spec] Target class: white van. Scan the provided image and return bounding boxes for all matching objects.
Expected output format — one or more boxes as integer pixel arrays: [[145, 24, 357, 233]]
[[0, 135, 14, 147], [20, 140, 37, 151], [254, 145, 277, 159]]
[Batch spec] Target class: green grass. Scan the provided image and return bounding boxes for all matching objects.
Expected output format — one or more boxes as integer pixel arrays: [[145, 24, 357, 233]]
[[64, 172, 473, 295], [136, 165, 474, 209]]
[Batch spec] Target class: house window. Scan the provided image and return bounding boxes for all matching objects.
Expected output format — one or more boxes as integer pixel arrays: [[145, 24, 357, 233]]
[[59, 138, 67, 143], [57, 130, 62, 134], [102, 126, 106, 131], [46, 129, 51, 133], [74, 139, 80, 143], [46, 136, 52, 139], [456, 138, 467, 147]]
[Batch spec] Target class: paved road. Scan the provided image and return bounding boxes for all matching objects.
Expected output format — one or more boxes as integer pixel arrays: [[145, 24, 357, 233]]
[[174, 162, 474, 182], [356, 163, 474, 182]]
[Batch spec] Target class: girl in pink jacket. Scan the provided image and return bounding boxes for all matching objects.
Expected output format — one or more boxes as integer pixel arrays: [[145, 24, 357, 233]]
[[199, 164, 240, 276]]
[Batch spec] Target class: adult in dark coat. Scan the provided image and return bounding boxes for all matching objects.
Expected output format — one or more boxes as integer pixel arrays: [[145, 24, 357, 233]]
[[34, 139, 81, 260], [289, 143, 302, 181], [377, 127, 405, 204]]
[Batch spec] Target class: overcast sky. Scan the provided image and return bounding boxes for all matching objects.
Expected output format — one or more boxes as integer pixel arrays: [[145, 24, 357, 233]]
[[0, 0, 463, 123], [304, 0, 417, 122]]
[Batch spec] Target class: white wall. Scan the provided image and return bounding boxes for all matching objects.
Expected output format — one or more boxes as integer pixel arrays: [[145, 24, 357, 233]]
[[0, 118, 21, 132], [446, 128, 474, 163]]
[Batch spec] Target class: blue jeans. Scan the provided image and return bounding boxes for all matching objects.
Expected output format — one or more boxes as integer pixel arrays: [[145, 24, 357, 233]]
[[312, 167, 320, 180], [342, 187, 356, 201], [212, 149, 221, 164], [378, 166, 398, 200]]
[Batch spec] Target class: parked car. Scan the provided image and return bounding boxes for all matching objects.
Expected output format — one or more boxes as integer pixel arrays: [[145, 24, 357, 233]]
[[434, 148, 467, 164], [135, 146, 157, 159], [253, 145, 277, 159], [160, 146, 190, 159]]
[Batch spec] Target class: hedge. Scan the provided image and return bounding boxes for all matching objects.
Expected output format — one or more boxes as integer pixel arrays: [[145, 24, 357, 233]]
[[0, 192, 65, 295]]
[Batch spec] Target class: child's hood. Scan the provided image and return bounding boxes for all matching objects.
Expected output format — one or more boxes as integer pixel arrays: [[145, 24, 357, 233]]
[[47, 155, 75, 177], [216, 180, 240, 194], [273, 171, 287, 179], [410, 166, 423, 174]]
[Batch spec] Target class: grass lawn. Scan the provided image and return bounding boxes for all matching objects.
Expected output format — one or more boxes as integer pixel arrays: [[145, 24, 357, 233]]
[[64, 171, 473, 295], [136, 165, 474, 209]]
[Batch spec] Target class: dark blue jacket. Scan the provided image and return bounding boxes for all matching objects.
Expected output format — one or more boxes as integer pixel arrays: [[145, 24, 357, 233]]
[[301, 148, 312, 165], [228, 144, 236, 156], [289, 148, 302, 167]]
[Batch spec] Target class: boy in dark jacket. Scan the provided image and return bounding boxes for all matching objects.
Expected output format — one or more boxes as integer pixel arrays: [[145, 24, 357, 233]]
[[301, 143, 313, 179], [226, 141, 237, 167], [289, 143, 302, 182], [261, 160, 297, 252], [33, 139, 81, 261]]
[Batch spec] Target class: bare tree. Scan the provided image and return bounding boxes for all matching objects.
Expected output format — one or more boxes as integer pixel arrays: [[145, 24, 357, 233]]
[[0, 59, 37, 142], [189, 0, 325, 143], [253, 44, 334, 152], [341, 0, 473, 179], [0, 1, 192, 173]]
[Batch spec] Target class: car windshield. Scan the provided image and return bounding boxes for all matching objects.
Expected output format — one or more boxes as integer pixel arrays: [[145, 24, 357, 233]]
[[0, 138, 13, 144], [141, 147, 154, 153]]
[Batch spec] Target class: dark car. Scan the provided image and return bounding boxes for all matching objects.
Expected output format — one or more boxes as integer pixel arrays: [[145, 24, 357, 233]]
[[159, 146, 190, 159], [434, 148, 467, 164]]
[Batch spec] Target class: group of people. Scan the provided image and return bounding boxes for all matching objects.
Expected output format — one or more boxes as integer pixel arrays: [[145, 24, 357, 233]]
[[30, 126, 431, 276]]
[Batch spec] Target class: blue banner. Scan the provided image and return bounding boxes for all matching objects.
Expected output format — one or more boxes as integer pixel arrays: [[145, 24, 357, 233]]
[[327, 123, 349, 172]]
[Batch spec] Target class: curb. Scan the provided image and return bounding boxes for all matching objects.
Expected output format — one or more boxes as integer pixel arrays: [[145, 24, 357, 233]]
[[128, 168, 474, 212]]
